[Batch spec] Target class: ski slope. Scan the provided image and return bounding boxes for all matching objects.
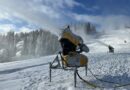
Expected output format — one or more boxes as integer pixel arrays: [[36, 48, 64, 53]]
[[0, 29, 130, 90]]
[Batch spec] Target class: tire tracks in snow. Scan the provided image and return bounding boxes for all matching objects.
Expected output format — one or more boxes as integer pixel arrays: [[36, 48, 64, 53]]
[[0, 62, 49, 74]]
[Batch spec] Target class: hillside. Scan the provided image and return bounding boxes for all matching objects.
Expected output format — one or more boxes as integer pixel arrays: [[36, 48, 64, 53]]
[[0, 29, 130, 90], [0, 22, 96, 63]]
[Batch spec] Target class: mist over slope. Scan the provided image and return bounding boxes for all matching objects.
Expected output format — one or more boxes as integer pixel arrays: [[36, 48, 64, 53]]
[[0, 22, 96, 63], [88, 28, 130, 53], [0, 29, 60, 63], [0, 22, 130, 63]]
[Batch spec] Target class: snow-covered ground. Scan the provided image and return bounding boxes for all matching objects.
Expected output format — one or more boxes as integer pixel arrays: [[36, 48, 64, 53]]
[[0, 29, 130, 90]]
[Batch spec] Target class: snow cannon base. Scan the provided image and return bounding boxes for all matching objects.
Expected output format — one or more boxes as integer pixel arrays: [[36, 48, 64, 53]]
[[62, 52, 88, 67], [49, 52, 88, 87]]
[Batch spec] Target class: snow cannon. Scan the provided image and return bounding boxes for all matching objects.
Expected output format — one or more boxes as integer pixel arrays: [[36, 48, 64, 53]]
[[49, 25, 89, 87], [124, 40, 127, 43], [59, 25, 89, 67], [108, 45, 114, 53], [96, 40, 115, 53]]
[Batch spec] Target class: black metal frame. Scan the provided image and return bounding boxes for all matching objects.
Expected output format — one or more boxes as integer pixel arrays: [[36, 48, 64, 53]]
[[49, 52, 88, 87]]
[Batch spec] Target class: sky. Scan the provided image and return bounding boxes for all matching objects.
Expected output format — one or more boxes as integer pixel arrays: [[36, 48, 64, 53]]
[[0, 0, 130, 34]]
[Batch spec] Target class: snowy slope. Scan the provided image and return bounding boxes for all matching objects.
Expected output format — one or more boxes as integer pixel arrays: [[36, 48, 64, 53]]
[[1, 53, 130, 90], [0, 29, 130, 90], [88, 29, 130, 53]]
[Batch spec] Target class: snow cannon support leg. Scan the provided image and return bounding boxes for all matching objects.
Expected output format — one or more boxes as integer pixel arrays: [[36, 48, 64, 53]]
[[49, 63, 52, 82], [79, 54, 88, 76], [85, 65, 88, 76], [74, 67, 77, 87]]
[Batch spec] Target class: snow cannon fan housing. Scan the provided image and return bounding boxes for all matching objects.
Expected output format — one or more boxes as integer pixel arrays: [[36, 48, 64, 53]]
[[59, 26, 89, 67]]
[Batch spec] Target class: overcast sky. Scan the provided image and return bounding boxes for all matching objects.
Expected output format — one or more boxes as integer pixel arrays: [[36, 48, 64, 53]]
[[0, 0, 130, 34]]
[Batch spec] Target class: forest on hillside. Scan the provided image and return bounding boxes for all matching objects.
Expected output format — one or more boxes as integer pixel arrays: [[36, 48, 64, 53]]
[[0, 29, 60, 62], [0, 22, 96, 62]]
